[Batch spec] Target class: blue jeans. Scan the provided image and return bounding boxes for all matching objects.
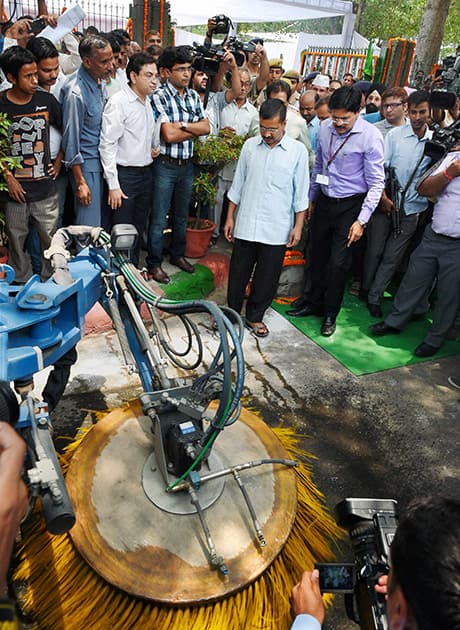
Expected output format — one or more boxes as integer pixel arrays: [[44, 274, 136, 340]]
[[147, 158, 193, 268]]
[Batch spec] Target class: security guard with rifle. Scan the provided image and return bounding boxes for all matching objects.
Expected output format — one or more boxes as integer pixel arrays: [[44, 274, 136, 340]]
[[362, 90, 433, 319]]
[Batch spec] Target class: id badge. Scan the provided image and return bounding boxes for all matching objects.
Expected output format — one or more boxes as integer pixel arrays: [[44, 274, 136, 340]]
[[316, 173, 329, 185]]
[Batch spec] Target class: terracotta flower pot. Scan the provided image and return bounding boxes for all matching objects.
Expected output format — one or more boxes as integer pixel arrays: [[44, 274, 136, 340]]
[[185, 219, 217, 258]]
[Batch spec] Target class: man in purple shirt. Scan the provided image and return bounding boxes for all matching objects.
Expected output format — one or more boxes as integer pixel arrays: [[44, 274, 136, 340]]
[[287, 86, 384, 336]]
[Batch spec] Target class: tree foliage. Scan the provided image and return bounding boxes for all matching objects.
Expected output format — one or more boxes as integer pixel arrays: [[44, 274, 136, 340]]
[[236, 17, 344, 35], [358, 0, 459, 51]]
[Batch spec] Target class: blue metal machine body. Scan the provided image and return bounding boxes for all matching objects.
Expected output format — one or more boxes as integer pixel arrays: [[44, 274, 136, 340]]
[[0, 248, 105, 383]]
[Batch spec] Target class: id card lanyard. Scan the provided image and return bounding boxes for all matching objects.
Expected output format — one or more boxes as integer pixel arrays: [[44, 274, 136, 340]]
[[316, 131, 352, 186], [326, 132, 352, 173]]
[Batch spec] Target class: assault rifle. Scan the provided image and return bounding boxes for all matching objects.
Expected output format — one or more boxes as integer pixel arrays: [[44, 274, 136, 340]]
[[385, 166, 402, 238]]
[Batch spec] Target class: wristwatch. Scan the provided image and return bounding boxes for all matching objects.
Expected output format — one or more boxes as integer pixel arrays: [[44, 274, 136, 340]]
[[357, 219, 367, 228], [180, 122, 188, 131]]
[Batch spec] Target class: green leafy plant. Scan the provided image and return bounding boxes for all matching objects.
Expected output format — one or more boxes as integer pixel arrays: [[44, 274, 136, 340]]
[[0, 112, 21, 248], [0, 113, 21, 191], [190, 129, 245, 229], [192, 171, 216, 209], [193, 128, 245, 173]]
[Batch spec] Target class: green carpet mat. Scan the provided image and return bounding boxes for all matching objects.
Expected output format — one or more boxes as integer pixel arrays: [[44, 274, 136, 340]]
[[161, 264, 214, 300], [272, 293, 460, 376]]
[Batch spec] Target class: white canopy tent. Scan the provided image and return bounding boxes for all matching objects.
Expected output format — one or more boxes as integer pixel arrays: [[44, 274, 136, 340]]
[[170, 0, 353, 26], [171, 0, 357, 51]]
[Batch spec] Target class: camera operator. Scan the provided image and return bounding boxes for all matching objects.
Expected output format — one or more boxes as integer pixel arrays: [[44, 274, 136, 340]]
[[203, 15, 268, 109], [0, 421, 27, 610], [370, 135, 460, 357], [191, 45, 241, 135], [290, 496, 460, 629]]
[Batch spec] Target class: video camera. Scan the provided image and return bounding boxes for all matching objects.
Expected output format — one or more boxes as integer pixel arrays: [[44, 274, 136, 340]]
[[0, 380, 75, 535], [424, 90, 460, 160], [437, 50, 460, 96], [191, 37, 255, 75], [316, 498, 398, 630], [191, 14, 256, 75]]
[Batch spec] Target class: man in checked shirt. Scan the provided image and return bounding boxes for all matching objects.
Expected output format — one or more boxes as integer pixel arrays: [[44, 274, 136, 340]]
[[147, 46, 210, 284]]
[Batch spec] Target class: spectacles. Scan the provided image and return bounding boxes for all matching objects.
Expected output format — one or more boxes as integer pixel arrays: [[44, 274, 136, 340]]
[[172, 65, 192, 74], [382, 102, 403, 109], [260, 125, 281, 133], [240, 81, 251, 88], [331, 115, 354, 123]]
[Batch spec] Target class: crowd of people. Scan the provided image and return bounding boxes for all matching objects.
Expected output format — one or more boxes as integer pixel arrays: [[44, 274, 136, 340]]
[[0, 13, 459, 628], [0, 14, 458, 351]]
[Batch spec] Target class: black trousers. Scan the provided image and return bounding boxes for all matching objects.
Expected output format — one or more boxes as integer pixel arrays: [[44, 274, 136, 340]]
[[115, 165, 153, 266], [306, 191, 366, 318], [227, 238, 286, 323]]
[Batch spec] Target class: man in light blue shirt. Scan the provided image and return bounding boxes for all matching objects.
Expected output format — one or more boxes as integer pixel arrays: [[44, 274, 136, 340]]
[[299, 90, 320, 152], [363, 90, 432, 318], [370, 142, 460, 357], [224, 98, 309, 337], [61, 34, 113, 226]]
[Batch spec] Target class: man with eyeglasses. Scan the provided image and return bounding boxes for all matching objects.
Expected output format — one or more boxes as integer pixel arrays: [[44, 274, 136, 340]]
[[374, 87, 408, 139], [224, 98, 309, 338], [287, 86, 384, 336], [146, 46, 210, 284], [363, 90, 433, 318]]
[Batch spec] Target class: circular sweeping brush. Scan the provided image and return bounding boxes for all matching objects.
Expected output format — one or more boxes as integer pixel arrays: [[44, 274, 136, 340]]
[[14, 404, 342, 630]]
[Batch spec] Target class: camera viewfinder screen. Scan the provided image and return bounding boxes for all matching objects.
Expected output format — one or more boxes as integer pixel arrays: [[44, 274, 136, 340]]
[[316, 563, 355, 593]]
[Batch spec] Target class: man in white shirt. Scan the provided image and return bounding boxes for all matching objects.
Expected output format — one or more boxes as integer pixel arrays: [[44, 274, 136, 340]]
[[224, 98, 309, 337], [214, 67, 257, 237], [99, 52, 160, 265]]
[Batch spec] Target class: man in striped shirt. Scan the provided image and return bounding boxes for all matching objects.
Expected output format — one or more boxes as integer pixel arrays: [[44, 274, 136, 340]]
[[147, 46, 210, 284]]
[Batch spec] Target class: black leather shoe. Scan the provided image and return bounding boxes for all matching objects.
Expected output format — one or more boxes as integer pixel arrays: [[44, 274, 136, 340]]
[[321, 316, 336, 336], [369, 321, 400, 336], [414, 342, 439, 357], [148, 266, 170, 284], [367, 303, 383, 318], [170, 256, 195, 273], [286, 304, 323, 317], [290, 296, 308, 310]]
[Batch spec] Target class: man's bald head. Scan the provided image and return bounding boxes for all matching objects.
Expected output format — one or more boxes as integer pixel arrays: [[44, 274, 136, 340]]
[[299, 90, 317, 122]]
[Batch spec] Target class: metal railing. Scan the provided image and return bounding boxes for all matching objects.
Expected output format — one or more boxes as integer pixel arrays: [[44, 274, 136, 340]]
[[300, 47, 378, 80], [10, 0, 129, 32]]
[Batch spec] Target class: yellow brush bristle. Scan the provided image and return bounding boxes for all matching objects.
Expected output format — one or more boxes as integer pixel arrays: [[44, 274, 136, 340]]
[[14, 417, 343, 629]]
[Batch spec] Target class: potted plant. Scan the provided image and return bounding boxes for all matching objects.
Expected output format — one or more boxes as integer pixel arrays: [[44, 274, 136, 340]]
[[185, 129, 245, 258]]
